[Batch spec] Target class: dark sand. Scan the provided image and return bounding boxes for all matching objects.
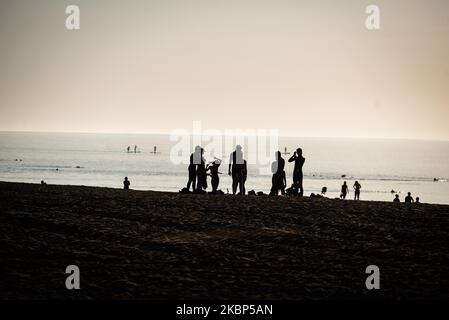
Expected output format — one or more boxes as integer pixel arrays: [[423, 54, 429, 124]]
[[1, 181, 448, 300]]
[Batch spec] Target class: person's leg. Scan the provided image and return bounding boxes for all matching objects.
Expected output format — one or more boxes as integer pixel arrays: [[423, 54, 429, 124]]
[[298, 174, 304, 197], [232, 174, 238, 194]]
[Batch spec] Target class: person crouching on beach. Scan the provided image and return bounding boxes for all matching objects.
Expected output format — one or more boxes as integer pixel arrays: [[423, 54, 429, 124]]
[[123, 177, 130, 190], [206, 158, 222, 193], [353, 181, 361, 200]]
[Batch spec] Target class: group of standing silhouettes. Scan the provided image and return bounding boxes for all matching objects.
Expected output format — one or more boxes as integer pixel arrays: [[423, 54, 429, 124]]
[[181, 145, 305, 196]]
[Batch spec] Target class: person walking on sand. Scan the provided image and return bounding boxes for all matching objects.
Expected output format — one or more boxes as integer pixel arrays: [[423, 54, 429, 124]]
[[405, 192, 414, 203], [353, 181, 361, 200], [134, 145, 138, 153], [270, 151, 286, 195], [340, 181, 349, 199], [288, 148, 305, 197], [229, 145, 246, 195], [127, 146, 130, 153], [123, 177, 130, 190], [187, 146, 202, 192]]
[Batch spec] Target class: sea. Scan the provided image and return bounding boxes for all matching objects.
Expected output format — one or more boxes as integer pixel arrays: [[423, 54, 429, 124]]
[[1, 132, 448, 204]]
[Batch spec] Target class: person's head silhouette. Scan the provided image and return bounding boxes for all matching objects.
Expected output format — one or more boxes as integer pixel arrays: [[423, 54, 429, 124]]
[[296, 148, 302, 156], [321, 187, 327, 194], [236, 145, 242, 152], [195, 145, 201, 153], [408, 192, 411, 196]]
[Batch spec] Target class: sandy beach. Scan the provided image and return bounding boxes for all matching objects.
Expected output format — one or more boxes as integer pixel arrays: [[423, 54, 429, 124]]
[[1, 181, 449, 300]]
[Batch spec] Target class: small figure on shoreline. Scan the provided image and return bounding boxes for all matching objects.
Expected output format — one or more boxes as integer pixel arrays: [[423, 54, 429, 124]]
[[405, 192, 414, 203], [134, 145, 138, 153], [123, 177, 130, 190], [340, 181, 349, 199], [288, 148, 305, 197], [353, 181, 362, 200], [127, 146, 130, 153], [393, 194, 400, 203]]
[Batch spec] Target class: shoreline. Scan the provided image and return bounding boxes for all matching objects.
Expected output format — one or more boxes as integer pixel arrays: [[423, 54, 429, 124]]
[[1, 181, 449, 299]]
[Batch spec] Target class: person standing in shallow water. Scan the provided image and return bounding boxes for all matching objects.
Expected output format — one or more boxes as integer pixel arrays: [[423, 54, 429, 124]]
[[123, 177, 130, 190], [353, 181, 361, 200], [340, 181, 349, 199], [229, 145, 246, 195], [288, 148, 305, 196]]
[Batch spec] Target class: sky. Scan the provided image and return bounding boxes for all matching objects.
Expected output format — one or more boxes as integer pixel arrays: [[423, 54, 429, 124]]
[[0, 0, 448, 140]]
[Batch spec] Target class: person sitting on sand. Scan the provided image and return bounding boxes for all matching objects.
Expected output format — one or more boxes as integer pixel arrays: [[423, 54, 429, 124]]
[[311, 187, 328, 198], [229, 145, 246, 195], [270, 151, 286, 196], [340, 181, 349, 199], [123, 177, 130, 190], [393, 194, 400, 203], [206, 158, 222, 193], [405, 192, 414, 203], [353, 181, 361, 200]]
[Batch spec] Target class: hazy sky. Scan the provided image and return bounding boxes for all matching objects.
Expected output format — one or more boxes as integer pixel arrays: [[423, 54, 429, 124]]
[[1, 0, 448, 139]]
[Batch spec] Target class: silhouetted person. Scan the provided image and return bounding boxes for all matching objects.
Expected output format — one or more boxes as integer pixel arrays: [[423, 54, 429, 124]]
[[270, 151, 286, 195], [353, 181, 361, 200], [416, 197, 420, 203], [123, 177, 130, 190], [127, 146, 130, 153], [195, 148, 207, 192], [229, 145, 246, 195], [134, 145, 137, 153], [288, 148, 305, 197], [311, 187, 327, 198], [207, 159, 222, 193], [41, 180, 47, 185], [405, 192, 414, 203], [187, 146, 201, 192], [393, 194, 400, 203], [340, 181, 349, 199]]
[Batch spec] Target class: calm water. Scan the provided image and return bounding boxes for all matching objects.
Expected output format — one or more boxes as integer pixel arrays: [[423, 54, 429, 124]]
[[1, 132, 449, 204]]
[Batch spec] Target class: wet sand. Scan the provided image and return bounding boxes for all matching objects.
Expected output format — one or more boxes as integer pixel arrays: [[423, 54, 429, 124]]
[[1, 181, 448, 300]]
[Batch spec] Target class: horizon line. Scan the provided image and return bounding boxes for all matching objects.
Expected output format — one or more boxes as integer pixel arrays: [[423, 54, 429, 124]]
[[0, 130, 448, 143]]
